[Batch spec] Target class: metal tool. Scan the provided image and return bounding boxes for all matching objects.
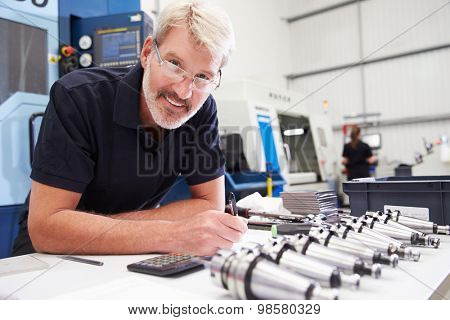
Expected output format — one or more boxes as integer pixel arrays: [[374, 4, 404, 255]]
[[225, 205, 305, 222], [368, 213, 441, 248], [254, 239, 360, 289], [347, 220, 421, 261], [209, 249, 338, 300], [385, 209, 450, 235], [330, 223, 416, 261], [309, 228, 398, 268], [285, 234, 382, 278], [358, 216, 419, 244], [365, 211, 432, 238], [359, 216, 436, 248], [59, 255, 103, 266], [270, 219, 397, 267], [271, 222, 317, 236]]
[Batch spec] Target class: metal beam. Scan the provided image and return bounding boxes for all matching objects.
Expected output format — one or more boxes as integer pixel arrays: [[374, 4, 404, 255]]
[[285, 0, 368, 24], [332, 113, 450, 131], [287, 44, 450, 80]]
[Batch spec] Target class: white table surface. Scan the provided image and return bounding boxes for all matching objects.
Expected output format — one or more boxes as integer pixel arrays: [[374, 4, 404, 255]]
[[0, 230, 449, 300]]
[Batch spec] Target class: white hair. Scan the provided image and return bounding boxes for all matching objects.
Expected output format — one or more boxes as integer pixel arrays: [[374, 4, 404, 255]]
[[154, 0, 235, 67]]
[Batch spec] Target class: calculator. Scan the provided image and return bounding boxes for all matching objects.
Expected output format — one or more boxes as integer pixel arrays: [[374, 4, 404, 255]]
[[127, 254, 204, 277]]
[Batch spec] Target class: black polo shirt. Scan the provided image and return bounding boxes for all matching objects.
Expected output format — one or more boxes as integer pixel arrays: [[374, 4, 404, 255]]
[[30, 62, 225, 214], [342, 141, 373, 180]]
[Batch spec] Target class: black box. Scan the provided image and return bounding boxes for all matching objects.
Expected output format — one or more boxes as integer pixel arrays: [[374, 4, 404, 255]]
[[343, 176, 450, 225]]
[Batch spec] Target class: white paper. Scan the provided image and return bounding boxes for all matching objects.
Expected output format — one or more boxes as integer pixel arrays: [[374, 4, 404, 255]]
[[236, 192, 283, 214], [0, 255, 49, 277]]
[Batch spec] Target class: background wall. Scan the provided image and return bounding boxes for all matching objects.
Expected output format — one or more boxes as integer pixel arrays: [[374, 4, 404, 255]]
[[141, 0, 292, 88], [287, 0, 450, 172], [141, 0, 450, 174]]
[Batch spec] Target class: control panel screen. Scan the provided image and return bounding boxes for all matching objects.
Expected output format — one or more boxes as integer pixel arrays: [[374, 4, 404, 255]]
[[94, 26, 141, 67]]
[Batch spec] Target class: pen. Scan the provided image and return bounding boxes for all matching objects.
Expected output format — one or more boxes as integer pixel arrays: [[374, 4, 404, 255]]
[[59, 255, 104, 266], [228, 192, 238, 216]]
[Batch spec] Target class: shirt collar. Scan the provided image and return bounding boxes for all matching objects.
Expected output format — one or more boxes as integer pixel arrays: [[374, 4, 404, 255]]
[[113, 62, 143, 129]]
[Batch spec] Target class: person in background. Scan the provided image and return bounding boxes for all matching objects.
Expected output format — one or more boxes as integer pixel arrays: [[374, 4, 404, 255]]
[[342, 126, 377, 181]]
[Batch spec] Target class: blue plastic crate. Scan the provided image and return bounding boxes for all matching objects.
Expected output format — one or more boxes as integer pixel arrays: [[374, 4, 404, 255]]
[[161, 172, 287, 205], [0, 205, 23, 258], [225, 171, 286, 200], [343, 176, 450, 225]]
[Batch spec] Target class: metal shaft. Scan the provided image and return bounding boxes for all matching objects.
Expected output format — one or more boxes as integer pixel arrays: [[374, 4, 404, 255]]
[[310, 229, 398, 267], [248, 210, 305, 222], [249, 256, 339, 300], [385, 210, 450, 235], [260, 239, 360, 289], [331, 224, 412, 260], [286, 235, 381, 278], [346, 221, 421, 261], [210, 249, 338, 300], [359, 216, 422, 245], [375, 214, 440, 248]]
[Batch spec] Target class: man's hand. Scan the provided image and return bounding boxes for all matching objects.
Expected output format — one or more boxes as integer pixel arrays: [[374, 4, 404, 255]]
[[165, 210, 248, 256]]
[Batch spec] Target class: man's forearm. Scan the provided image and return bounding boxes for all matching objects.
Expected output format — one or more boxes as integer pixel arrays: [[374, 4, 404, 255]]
[[29, 209, 174, 254], [112, 198, 223, 221]]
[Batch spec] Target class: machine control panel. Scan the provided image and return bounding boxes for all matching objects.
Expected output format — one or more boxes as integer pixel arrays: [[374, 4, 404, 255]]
[[62, 11, 153, 76]]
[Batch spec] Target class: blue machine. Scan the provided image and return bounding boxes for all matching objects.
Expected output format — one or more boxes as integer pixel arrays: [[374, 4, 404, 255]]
[[256, 113, 284, 197], [161, 113, 287, 204], [0, 0, 151, 258], [70, 11, 152, 70], [58, 0, 151, 75], [0, 0, 59, 258]]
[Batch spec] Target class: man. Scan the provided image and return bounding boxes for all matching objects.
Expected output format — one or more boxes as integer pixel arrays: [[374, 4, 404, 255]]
[[13, 0, 247, 256]]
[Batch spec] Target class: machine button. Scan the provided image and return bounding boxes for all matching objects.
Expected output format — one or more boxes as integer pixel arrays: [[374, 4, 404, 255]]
[[79, 53, 93, 68], [79, 35, 92, 50]]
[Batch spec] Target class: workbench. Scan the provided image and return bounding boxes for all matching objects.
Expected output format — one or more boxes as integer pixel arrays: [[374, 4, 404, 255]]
[[0, 230, 449, 300]]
